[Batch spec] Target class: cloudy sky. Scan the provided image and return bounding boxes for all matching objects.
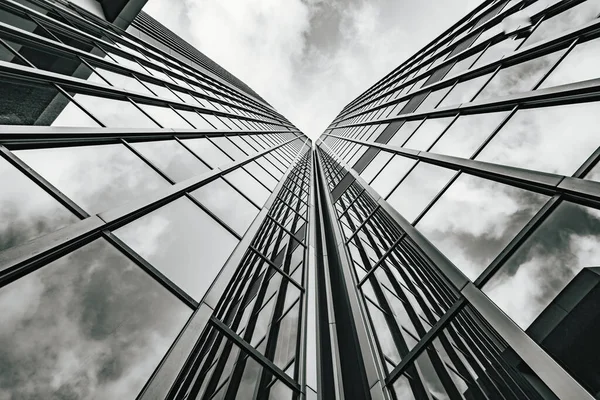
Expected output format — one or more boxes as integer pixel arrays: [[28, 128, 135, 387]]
[[143, 0, 483, 138]]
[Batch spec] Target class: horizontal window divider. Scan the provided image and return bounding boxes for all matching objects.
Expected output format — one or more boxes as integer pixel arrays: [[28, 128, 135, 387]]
[[344, 206, 381, 244], [0, 127, 291, 148], [385, 298, 465, 387], [209, 316, 301, 393], [265, 215, 308, 248], [248, 246, 305, 292], [357, 234, 406, 287]]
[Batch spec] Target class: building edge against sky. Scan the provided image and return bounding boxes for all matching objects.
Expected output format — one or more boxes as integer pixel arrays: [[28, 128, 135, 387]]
[[0, 0, 600, 400]]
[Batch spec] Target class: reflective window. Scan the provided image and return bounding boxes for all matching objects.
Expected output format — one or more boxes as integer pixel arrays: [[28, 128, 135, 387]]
[[417, 173, 548, 280], [0, 156, 78, 253], [115, 197, 238, 300], [0, 239, 191, 398], [16, 144, 168, 214], [371, 155, 417, 199], [360, 151, 393, 183], [182, 138, 232, 168], [191, 178, 260, 235], [387, 120, 423, 147], [484, 201, 600, 328], [388, 162, 456, 223], [476, 102, 600, 175], [93, 67, 153, 95], [210, 137, 246, 160], [224, 167, 271, 207], [74, 94, 158, 128], [539, 37, 600, 89], [0, 79, 99, 127], [445, 51, 481, 79], [403, 116, 454, 151], [143, 81, 180, 102], [243, 162, 278, 190], [471, 38, 523, 69], [436, 73, 492, 108], [137, 104, 192, 129], [429, 111, 509, 158], [131, 140, 209, 182], [523, 0, 600, 47], [414, 87, 452, 113], [177, 109, 214, 129], [476, 50, 564, 100]]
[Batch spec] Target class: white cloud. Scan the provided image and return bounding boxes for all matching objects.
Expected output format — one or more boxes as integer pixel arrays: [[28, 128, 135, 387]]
[[143, 0, 484, 139]]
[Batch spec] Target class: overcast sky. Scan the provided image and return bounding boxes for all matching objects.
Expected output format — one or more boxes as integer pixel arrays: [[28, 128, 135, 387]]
[[143, 0, 483, 138]]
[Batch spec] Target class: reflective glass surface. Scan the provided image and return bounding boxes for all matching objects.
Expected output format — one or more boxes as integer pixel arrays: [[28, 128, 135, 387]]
[[476, 50, 564, 100], [403, 117, 454, 151], [436, 73, 491, 108], [539, 37, 600, 89], [0, 239, 191, 399], [16, 144, 168, 214], [417, 173, 548, 280], [131, 139, 209, 182], [429, 111, 509, 158], [484, 201, 600, 328], [360, 151, 393, 183], [224, 167, 271, 207], [522, 0, 600, 47], [74, 94, 158, 128], [0, 79, 99, 127], [115, 197, 239, 300], [182, 137, 232, 168], [371, 155, 417, 199], [476, 102, 600, 175], [191, 178, 260, 235], [137, 104, 192, 128], [388, 162, 456, 223], [387, 120, 423, 147], [0, 156, 78, 253]]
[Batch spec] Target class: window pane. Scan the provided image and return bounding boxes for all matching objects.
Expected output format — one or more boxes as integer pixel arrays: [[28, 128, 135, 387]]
[[387, 120, 423, 147], [114, 197, 238, 300], [137, 104, 192, 129], [539, 37, 600, 89], [0, 156, 78, 252], [370, 155, 417, 199], [416, 173, 548, 280], [476, 50, 564, 101], [16, 144, 168, 214], [243, 162, 278, 190], [93, 67, 153, 95], [403, 117, 454, 151], [224, 168, 271, 208], [177, 110, 215, 130], [430, 111, 509, 158], [523, 0, 600, 47], [211, 137, 246, 160], [414, 86, 452, 113], [484, 200, 600, 328], [360, 151, 393, 183], [182, 138, 232, 168], [476, 102, 600, 175], [388, 162, 456, 223], [74, 94, 158, 128], [436, 73, 492, 108], [0, 79, 99, 127], [191, 178, 259, 235], [471, 38, 523, 69], [0, 239, 191, 398], [131, 140, 209, 182]]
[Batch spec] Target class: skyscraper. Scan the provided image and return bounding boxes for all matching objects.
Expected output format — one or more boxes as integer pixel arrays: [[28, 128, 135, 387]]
[[0, 0, 599, 399]]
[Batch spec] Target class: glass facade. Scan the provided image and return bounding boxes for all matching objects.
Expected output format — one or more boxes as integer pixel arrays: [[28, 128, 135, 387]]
[[2, 0, 600, 399], [318, 0, 600, 398]]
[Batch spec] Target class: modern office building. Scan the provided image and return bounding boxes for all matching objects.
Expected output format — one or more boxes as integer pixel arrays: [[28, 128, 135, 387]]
[[0, 0, 599, 399]]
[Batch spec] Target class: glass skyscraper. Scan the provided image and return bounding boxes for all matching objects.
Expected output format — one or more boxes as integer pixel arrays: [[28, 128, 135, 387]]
[[0, 0, 599, 399]]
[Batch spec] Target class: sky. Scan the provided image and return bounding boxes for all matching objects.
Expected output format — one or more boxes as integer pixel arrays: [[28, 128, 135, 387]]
[[142, 0, 483, 139]]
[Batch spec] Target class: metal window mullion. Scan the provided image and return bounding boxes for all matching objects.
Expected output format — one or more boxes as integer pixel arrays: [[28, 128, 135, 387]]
[[0, 145, 89, 218]]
